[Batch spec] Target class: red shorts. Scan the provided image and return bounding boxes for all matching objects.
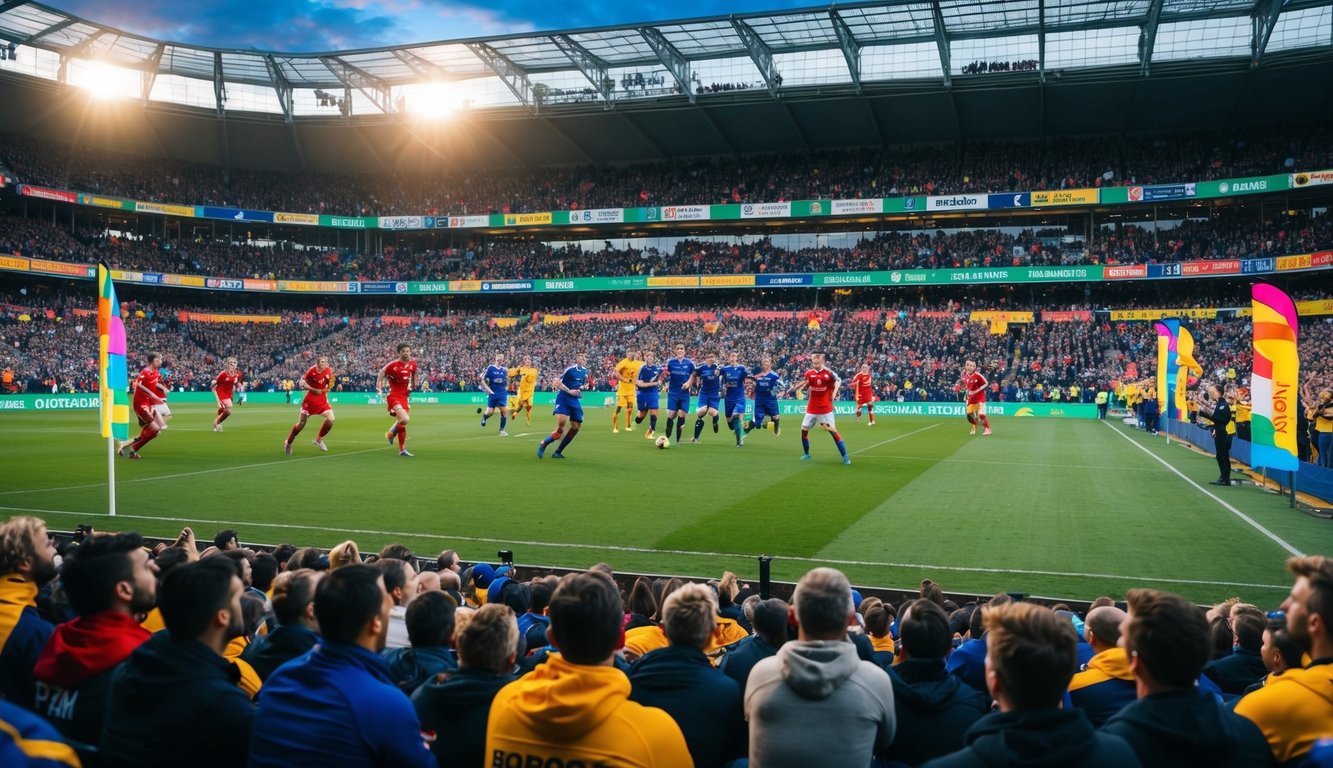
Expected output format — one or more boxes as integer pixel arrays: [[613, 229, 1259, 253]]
[[856, 391, 875, 406], [133, 402, 156, 426], [301, 396, 331, 416], [387, 395, 410, 416]]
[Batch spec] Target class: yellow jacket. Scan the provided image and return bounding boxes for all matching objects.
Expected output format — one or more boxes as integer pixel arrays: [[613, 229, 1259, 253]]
[[624, 625, 669, 660], [705, 617, 749, 660], [486, 653, 693, 768], [1234, 660, 1333, 765], [224, 635, 263, 700]]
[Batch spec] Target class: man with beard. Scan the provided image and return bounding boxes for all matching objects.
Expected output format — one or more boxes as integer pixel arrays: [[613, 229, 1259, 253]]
[[0, 515, 57, 704], [100, 556, 254, 767], [32, 533, 159, 747]]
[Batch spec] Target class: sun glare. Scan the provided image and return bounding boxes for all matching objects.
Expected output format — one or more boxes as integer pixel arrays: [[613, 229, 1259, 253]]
[[68, 60, 139, 100], [404, 81, 465, 120]]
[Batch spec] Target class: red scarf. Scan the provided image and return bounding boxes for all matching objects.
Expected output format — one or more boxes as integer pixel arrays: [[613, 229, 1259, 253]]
[[34, 611, 151, 688]]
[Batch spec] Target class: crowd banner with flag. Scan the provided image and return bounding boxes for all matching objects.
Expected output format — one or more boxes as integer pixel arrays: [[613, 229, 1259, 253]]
[[98, 264, 129, 516], [1250, 284, 1300, 473], [1174, 325, 1203, 422]]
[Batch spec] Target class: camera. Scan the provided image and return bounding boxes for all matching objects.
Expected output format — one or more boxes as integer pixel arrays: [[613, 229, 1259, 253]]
[[497, 549, 514, 565], [73, 524, 94, 544]]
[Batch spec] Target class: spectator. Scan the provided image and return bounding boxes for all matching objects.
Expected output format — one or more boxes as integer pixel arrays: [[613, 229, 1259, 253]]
[[31, 532, 157, 748], [242, 568, 323, 682], [329, 540, 361, 570], [1203, 610, 1269, 696], [271, 544, 296, 572], [1235, 556, 1333, 765], [0, 697, 79, 768], [922, 602, 1139, 767], [517, 576, 554, 653], [378, 557, 419, 649], [435, 549, 461, 574], [485, 571, 691, 767], [746, 567, 896, 768], [862, 597, 896, 668], [248, 564, 433, 768], [412, 603, 518, 768], [1246, 616, 1305, 695], [213, 530, 239, 552], [947, 593, 1012, 692], [252, 553, 278, 598], [629, 582, 746, 768], [1101, 588, 1271, 768], [885, 599, 989, 766], [379, 544, 414, 563], [415, 570, 441, 593], [99, 557, 254, 767], [719, 597, 789, 690], [382, 590, 458, 694], [0, 515, 56, 705], [1067, 605, 1136, 726]]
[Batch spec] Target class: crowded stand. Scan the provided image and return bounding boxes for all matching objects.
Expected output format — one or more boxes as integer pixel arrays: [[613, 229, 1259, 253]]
[[0, 514, 1329, 767]]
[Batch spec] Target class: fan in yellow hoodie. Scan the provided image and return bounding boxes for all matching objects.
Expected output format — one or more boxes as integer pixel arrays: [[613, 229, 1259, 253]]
[[486, 571, 693, 768]]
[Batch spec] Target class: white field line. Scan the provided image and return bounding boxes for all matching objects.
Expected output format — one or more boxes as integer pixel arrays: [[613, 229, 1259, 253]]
[[851, 423, 942, 455]]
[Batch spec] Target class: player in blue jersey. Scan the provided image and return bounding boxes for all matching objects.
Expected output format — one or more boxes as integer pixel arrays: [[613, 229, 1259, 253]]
[[665, 343, 697, 445], [478, 352, 511, 436], [633, 349, 665, 439], [691, 351, 723, 444], [537, 352, 591, 459], [745, 356, 784, 436], [720, 351, 750, 446]]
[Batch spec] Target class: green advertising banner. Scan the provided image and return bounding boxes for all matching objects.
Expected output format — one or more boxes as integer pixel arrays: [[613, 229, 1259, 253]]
[[317, 215, 376, 229], [1194, 174, 1290, 199], [886, 197, 925, 214]]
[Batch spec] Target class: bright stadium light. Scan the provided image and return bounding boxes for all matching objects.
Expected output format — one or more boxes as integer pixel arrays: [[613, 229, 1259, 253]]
[[68, 59, 139, 100], [402, 81, 465, 120]]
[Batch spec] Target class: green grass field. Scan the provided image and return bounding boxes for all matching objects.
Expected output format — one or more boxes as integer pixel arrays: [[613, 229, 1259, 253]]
[[1, 403, 1327, 606]]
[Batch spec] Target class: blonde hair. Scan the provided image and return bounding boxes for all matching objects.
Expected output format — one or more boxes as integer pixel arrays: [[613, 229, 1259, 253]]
[[328, 540, 361, 570], [662, 583, 718, 649], [0, 516, 45, 574]]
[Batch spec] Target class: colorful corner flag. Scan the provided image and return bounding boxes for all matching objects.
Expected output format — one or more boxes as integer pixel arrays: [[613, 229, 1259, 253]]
[[1250, 284, 1299, 471], [1154, 319, 1180, 420], [98, 264, 129, 440], [1173, 325, 1203, 422]]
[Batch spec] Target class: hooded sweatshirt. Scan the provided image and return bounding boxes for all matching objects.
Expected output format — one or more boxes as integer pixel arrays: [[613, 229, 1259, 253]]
[[1067, 647, 1137, 726], [1100, 688, 1272, 768], [886, 657, 990, 766], [1233, 658, 1333, 765], [241, 623, 320, 682], [920, 707, 1142, 768], [413, 666, 515, 768], [629, 644, 746, 768], [745, 639, 896, 768], [31, 611, 150, 745], [486, 652, 692, 768], [0, 574, 53, 706]]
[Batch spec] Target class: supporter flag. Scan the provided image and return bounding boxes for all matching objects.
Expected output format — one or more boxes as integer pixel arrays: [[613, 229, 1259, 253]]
[[97, 264, 129, 441], [1173, 325, 1203, 422], [1154, 319, 1180, 420], [1250, 284, 1299, 471]]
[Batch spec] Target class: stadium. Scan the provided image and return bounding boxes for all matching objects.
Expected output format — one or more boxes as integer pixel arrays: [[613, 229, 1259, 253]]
[[0, 0, 1332, 764]]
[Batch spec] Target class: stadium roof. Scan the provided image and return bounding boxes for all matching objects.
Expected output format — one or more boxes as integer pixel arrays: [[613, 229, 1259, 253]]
[[0, 0, 1330, 121]]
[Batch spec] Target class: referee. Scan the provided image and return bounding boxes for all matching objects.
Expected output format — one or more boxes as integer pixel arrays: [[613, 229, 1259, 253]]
[[1197, 385, 1236, 486]]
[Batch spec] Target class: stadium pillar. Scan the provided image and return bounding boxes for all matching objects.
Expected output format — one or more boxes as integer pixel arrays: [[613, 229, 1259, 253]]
[[758, 555, 773, 599]]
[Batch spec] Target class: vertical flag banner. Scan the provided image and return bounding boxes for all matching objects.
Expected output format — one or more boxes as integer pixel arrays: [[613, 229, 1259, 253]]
[[98, 264, 129, 440], [1154, 319, 1180, 420], [1174, 325, 1203, 422], [1250, 284, 1299, 471]]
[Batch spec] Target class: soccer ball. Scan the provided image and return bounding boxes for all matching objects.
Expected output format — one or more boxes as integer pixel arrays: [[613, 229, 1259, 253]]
[[655, 436, 671, 449]]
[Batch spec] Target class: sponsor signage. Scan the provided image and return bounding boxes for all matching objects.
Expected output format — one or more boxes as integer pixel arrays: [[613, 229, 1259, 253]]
[[503, 212, 553, 226], [135, 201, 196, 217], [1298, 299, 1333, 316], [0, 255, 29, 271], [1199, 175, 1287, 198], [888, 196, 922, 213], [480, 281, 534, 293], [409, 282, 451, 294], [1181, 259, 1241, 276], [1025, 266, 1098, 281], [661, 205, 709, 221], [541, 280, 578, 291], [277, 281, 358, 293], [1242, 257, 1275, 274], [379, 215, 424, 230], [78, 194, 134, 210], [1276, 254, 1312, 271], [970, 311, 1034, 323], [1127, 183, 1196, 203], [830, 199, 881, 216], [206, 278, 244, 290], [319, 215, 372, 229], [566, 208, 626, 224], [450, 280, 482, 292], [1031, 188, 1098, 207], [161, 274, 205, 288], [1290, 170, 1333, 188], [740, 202, 792, 219], [275, 212, 320, 225], [1109, 308, 1218, 321], [19, 185, 77, 204], [1043, 311, 1093, 322], [200, 206, 274, 223], [757, 273, 813, 286], [359, 281, 408, 294], [948, 269, 1013, 283], [1105, 264, 1148, 280], [1313, 251, 1333, 267], [926, 194, 987, 211], [242, 279, 277, 291], [987, 193, 1032, 209], [30, 259, 93, 277], [700, 275, 756, 287], [817, 273, 877, 286], [647, 276, 700, 287], [445, 215, 491, 228]]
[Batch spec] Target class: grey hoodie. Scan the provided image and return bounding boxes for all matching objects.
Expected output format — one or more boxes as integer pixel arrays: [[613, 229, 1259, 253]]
[[745, 639, 896, 768]]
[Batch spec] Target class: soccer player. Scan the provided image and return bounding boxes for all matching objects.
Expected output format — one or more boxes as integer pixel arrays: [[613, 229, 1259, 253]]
[[691, 351, 723, 444], [537, 352, 591, 459], [508, 357, 539, 426], [746, 357, 783, 436], [477, 353, 510, 436], [379, 343, 419, 456], [634, 350, 665, 439], [721, 351, 750, 446], [211, 357, 243, 432], [961, 360, 991, 436], [851, 363, 876, 426], [119, 352, 168, 459], [790, 352, 850, 464], [284, 355, 335, 455], [664, 344, 696, 445], [612, 348, 643, 433]]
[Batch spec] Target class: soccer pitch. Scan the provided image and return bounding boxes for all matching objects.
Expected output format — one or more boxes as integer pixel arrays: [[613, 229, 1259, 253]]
[[1, 403, 1326, 605]]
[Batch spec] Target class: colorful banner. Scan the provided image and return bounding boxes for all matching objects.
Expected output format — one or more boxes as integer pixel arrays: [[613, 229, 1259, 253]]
[[1174, 325, 1202, 422], [1042, 311, 1092, 322], [740, 202, 792, 219], [275, 212, 320, 225], [1181, 260, 1241, 276], [660, 205, 710, 221], [30, 258, 95, 278], [445, 215, 491, 228], [1290, 170, 1333, 188], [1032, 189, 1098, 207], [318, 215, 373, 229], [491, 317, 520, 328], [177, 312, 282, 324], [0, 255, 29, 272], [78, 194, 135, 211], [1298, 299, 1333, 317], [277, 281, 358, 293], [379, 215, 424, 230], [926, 194, 986, 211], [97, 265, 129, 441], [134, 201, 196, 217], [503, 212, 553, 226], [1110, 308, 1218, 321], [1156, 319, 1180, 421], [969, 311, 1034, 323], [1250, 284, 1299, 471], [1105, 264, 1148, 280], [200, 206, 273, 223], [831, 199, 880, 215], [565, 208, 625, 224], [19, 185, 78, 203]]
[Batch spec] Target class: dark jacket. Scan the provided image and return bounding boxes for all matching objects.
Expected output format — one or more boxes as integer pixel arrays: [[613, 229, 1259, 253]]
[[248, 640, 433, 768], [411, 667, 514, 768], [0, 697, 80, 768], [240, 624, 320, 682], [921, 708, 1142, 768], [629, 644, 746, 768], [719, 634, 779, 690], [0, 575, 53, 706], [887, 658, 991, 766], [381, 644, 458, 695], [946, 637, 988, 693], [1101, 688, 1273, 768], [1203, 649, 1270, 697], [517, 611, 549, 655], [31, 611, 150, 746], [99, 634, 255, 768]]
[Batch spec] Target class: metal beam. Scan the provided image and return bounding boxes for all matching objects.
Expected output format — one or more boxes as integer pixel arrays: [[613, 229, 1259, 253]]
[[21, 18, 75, 45], [550, 34, 612, 105], [730, 17, 782, 97], [0, 0, 33, 14], [1139, 0, 1165, 77], [391, 49, 449, 81], [320, 55, 393, 115], [213, 51, 226, 117], [141, 43, 163, 104], [1037, 0, 1046, 84], [829, 9, 861, 90], [56, 29, 106, 84], [264, 55, 294, 124], [930, 0, 951, 85], [638, 27, 694, 104], [465, 42, 532, 110], [1251, 0, 1285, 66]]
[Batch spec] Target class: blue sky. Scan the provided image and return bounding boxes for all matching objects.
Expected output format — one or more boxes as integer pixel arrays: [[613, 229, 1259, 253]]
[[48, 0, 823, 52]]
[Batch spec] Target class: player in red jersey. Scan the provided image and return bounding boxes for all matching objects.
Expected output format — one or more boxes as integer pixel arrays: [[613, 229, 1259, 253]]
[[851, 363, 876, 425], [211, 357, 243, 432], [119, 352, 168, 459], [378, 343, 419, 457], [790, 351, 850, 465], [961, 360, 991, 436], [284, 356, 335, 455]]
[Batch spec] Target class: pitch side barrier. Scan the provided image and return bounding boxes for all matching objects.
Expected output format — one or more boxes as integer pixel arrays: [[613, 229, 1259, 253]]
[[0, 392, 1098, 418]]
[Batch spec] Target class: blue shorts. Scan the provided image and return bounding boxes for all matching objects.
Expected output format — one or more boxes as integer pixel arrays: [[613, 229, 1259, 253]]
[[697, 393, 721, 411], [754, 400, 780, 420], [636, 392, 660, 411], [486, 393, 508, 409], [667, 392, 691, 413], [725, 398, 747, 419], [553, 398, 584, 423]]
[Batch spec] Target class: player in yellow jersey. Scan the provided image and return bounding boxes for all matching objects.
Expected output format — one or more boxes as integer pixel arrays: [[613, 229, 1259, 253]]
[[612, 347, 644, 433], [507, 356, 539, 426]]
